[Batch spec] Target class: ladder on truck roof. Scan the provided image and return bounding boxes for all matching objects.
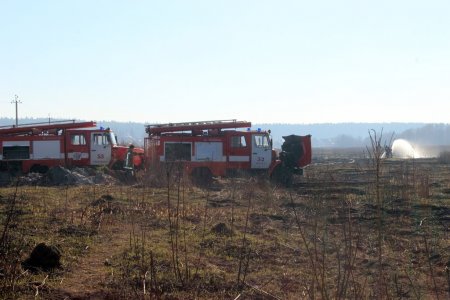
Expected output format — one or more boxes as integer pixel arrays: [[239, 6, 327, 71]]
[[145, 119, 252, 135], [0, 120, 97, 136]]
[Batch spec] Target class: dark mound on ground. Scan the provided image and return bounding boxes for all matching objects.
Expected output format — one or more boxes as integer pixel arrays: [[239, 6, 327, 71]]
[[211, 223, 233, 236], [91, 194, 114, 206], [22, 243, 62, 272]]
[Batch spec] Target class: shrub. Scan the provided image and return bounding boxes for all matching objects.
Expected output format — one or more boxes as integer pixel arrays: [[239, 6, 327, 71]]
[[437, 151, 450, 164]]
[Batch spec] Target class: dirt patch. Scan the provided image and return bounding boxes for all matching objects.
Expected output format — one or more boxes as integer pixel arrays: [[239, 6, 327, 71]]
[[208, 194, 238, 207], [58, 225, 97, 237], [59, 224, 132, 297]]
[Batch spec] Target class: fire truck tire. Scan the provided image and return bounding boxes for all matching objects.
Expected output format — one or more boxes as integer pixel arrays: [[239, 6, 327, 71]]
[[7, 162, 22, 176], [30, 164, 49, 174], [191, 167, 212, 186], [110, 160, 124, 170], [271, 164, 293, 187]]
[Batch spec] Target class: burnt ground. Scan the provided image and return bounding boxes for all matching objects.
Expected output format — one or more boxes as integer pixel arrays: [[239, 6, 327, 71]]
[[0, 155, 449, 299]]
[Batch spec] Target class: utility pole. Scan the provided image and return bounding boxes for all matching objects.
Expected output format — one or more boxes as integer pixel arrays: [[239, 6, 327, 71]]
[[11, 94, 22, 127]]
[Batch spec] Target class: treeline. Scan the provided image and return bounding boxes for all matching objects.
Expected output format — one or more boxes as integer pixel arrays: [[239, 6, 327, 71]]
[[256, 123, 435, 148], [1, 118, 449, 148]]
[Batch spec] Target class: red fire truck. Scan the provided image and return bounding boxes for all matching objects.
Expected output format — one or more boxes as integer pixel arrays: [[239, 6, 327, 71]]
[[144, 119, 311, 184], [0, 120, 143, 174]]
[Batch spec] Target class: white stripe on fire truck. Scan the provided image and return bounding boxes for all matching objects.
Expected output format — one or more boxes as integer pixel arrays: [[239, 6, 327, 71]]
[[3, 141, 30, 147], [193, 156, 226, 162], [229, 156, 250, 162], [67, 152, 89, 160], [29, 154, 65, 159], [160, 156, 228, 162]]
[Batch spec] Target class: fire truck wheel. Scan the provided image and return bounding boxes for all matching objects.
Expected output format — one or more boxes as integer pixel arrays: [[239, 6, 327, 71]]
[[30, 164, 49, 174], [271, 164, 293, 187], [110, 161, 124, 170], [7, 162, 22, 177], [191, 167, 212, 186]]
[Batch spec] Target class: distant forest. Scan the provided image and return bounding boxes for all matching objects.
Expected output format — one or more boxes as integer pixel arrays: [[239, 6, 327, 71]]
[[1, 117, 449, 148], [258, 123, 450, 148]]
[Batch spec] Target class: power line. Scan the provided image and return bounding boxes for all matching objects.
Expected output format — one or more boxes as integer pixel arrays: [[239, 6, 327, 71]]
[[11, 94, 22, 127]]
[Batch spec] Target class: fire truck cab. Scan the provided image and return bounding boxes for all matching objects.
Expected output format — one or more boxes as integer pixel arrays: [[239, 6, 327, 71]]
[[66, 129, 114, 166], [145, 120, 311, 184]]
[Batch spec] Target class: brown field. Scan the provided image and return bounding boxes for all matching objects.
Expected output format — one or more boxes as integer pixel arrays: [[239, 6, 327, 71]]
[[1, 150, 449, 299]]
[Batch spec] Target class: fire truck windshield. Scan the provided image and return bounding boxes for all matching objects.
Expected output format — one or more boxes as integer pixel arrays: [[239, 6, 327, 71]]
[[254, 134, 270, 148], [108, 131, 118, 146]]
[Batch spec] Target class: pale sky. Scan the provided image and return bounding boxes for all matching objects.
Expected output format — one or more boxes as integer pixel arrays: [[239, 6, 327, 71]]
[[1, 1, 449, 124]]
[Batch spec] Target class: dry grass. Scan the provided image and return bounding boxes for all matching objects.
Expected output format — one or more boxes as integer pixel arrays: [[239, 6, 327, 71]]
[[0, 155, 449, 299]]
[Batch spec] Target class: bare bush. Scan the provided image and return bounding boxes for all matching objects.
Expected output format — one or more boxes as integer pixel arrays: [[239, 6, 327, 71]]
[[438, 151, 450, 164]]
